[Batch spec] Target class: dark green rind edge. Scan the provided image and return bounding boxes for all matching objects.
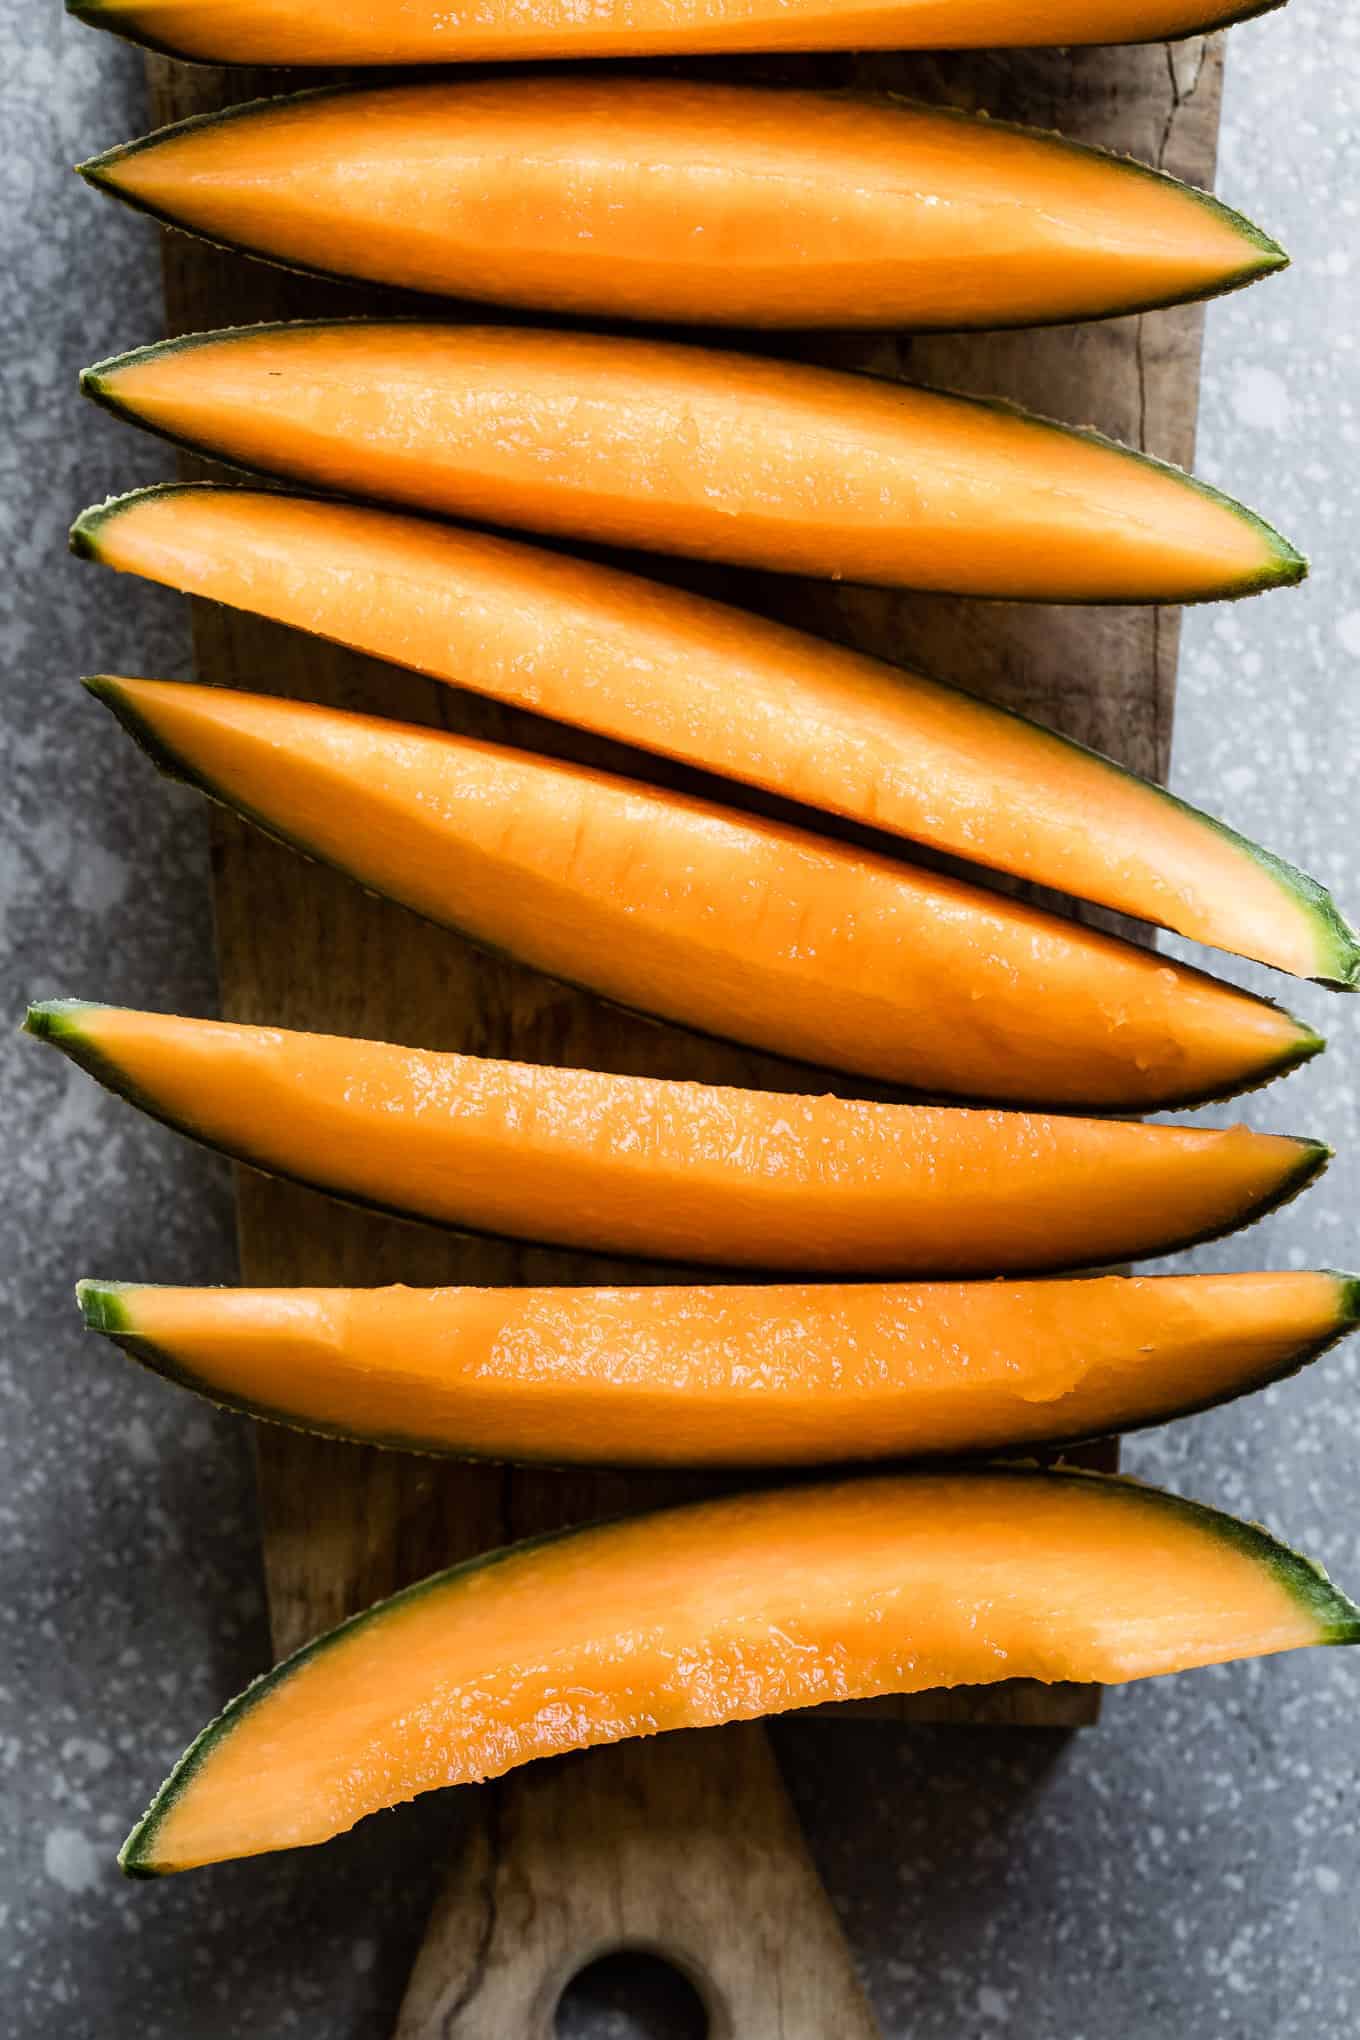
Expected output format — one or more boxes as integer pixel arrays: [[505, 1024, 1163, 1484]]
[[60, 656, 1330, 1108], [992, 744, 1355, 990], [115, 1456, 1356, 1876], [75, 1271, 1360, 1473], [71, 307, 1304, 603], [116, 1514, 589, 1875], [65, 0, 268, 64], [1188, 813, 1359, 989], [69, 464, 1355, 988], [77, 1278, 135, 1335], [72, 87, 1289, 332], [65, 0, 1288, 67], [26, 994, 1330, 1276]]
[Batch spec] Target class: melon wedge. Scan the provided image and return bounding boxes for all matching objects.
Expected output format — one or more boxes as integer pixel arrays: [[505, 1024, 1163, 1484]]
[[79, 1273, 1359, 1467], [73, 82, 1286, 330], [67, 0, 1284, 66], [72, 323, 1301, 603], [118, 1468, 1359, 1874], [73, 677, 1322, 1108], [26, 1005, 1325, 1273], [70, 485, 1357, 985]]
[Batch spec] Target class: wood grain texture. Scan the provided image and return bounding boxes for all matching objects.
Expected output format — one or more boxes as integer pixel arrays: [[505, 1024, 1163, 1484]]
[[141, 36, 1226, 2032], [394, 1726, 880, 2040]]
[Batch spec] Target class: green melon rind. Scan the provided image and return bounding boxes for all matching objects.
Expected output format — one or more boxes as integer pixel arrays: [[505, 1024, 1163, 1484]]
[[74, 89, 1289, 332], [64, 0, 1289, 68], [72, 318, 1305, 603], [117, 1515, 587, 1877], [68, 476, 1356, 986], [75, 1273, 1360, 1471], [77, 1279, 135, 1336], [75, 1279, 502, 1461], [65, 0, 217, 61], [1172, 806, 1359, 990], [26, 996, 1330, 1273], [115, 1460, 1359, 1876]]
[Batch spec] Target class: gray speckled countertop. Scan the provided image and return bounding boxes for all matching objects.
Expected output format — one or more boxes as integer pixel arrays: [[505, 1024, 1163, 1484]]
[[3, 8, 1358, 2037]]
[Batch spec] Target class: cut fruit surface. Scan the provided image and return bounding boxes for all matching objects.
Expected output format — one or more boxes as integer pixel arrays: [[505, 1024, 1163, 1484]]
[[119, 1468, 1359, 1874], [67, 0, 1285, 66], [27, 1005, 1327, 1273], [74, 676, 1322, 1108], [71, 485, 1357, 984], [80, 1272, 1359, 1466], [73, 324, 1301, 603], [72, 82, 1286, 329]]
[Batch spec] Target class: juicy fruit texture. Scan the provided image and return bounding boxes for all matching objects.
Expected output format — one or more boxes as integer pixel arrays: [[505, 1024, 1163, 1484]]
[[119, 1469, 1360, 1874], [27, 1005, 1328, 1273], [72, 81, 1287, 329], [80, 1273, 1360, 1466], [66, 0, 1285, 66], [77, 677, 1322, 1108], [71, 486, 1358, 985], [71, 323, 1302, 603]]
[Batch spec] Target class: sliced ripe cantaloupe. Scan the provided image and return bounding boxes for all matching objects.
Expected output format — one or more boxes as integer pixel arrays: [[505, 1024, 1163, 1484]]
[[71, 485, 1357, 985], [72, 677, 1322, 1109], [26, 1005, 1327, 1274], [74, 323, 1301, 603], [73, 81, 1286, 329], [79, 1272, 1359, 1467], [118, 1468, 1360, 1875], [67, 0, 1284, 68]]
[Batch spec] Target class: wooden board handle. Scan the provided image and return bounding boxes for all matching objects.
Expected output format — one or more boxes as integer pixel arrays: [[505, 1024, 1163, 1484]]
[[394, 1728, 880, 2040]]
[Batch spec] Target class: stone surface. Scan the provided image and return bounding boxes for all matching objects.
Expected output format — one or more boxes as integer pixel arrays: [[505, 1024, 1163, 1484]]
[[2, 6, 1357, 2036]]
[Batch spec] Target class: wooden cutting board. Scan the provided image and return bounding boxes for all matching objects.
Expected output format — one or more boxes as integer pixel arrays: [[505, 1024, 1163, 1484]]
[[143, 36, 1226, 2036]]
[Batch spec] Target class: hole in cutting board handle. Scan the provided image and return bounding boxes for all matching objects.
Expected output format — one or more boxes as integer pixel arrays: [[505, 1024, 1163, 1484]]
[[555, 1948, 711, 2040]]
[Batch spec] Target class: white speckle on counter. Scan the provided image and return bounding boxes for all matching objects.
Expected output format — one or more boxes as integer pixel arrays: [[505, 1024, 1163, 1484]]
[[43, 1830, 99, 1896], [1336, 610, 1360, 656], [60, 1738, 112, 1774], [69, 843, 128, 915], [1229, 364, 1291, 434], [122, 1417, 156, 1467]]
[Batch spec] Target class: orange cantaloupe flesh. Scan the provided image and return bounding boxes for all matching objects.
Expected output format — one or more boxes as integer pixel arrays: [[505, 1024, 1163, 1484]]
[[75, 679, 1321, 1108], [83, 1273, 1359, 1466], [71, 487, 1357, 984], [74, 323, 1300, 603], [120, 1470, 1360, 1874], [28, 1004, 1327, 1273], [69, 0, 1279, 67], [74, 81, 1286, 329]]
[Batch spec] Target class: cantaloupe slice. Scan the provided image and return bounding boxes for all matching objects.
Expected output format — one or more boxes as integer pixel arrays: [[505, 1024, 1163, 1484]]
[[73, 323, 1301, 603], [27, 1006, 1326, 1273], [79, 1272, 1359, 1466], [73, 81, 1286, 329], [71, 485, 1357, 984], [118, 1469, 1360, 1874], [72, 677, 1322, 1108], [67, 0, 1284, 67]]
